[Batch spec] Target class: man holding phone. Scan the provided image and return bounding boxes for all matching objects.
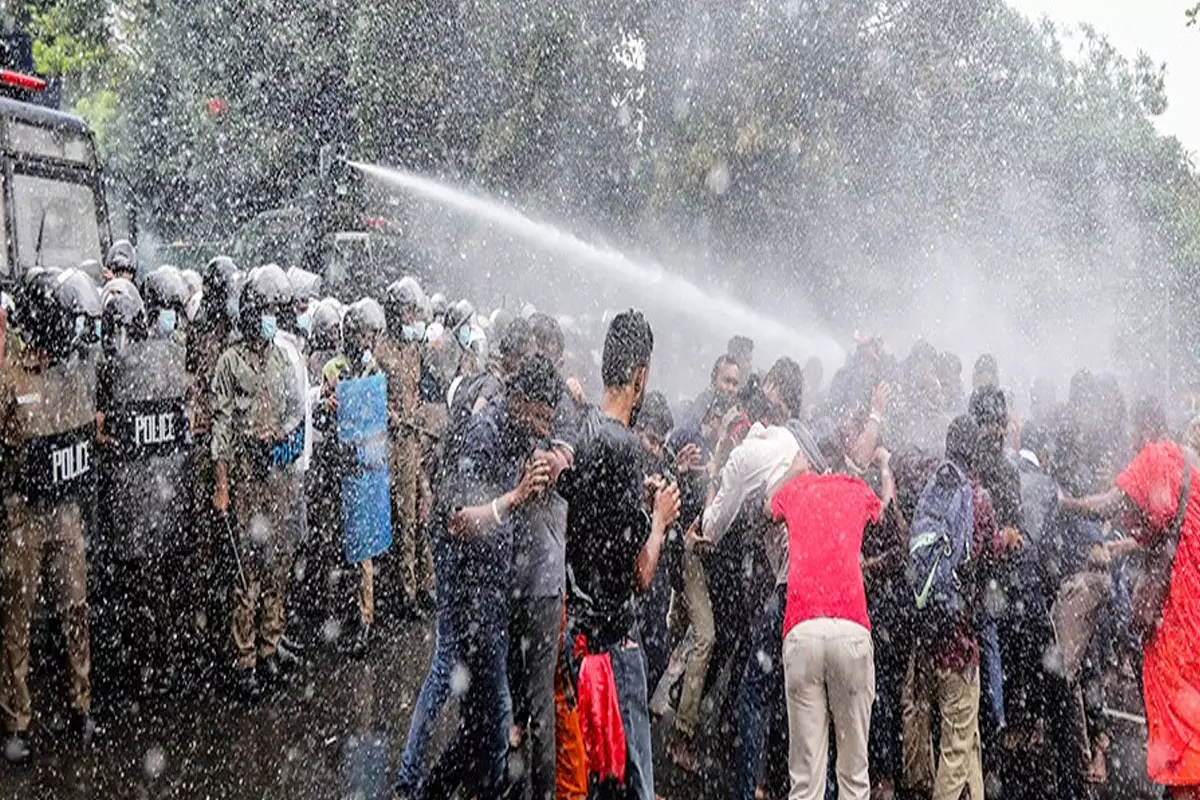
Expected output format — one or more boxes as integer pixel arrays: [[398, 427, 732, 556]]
[[422, 353, 563, 800]]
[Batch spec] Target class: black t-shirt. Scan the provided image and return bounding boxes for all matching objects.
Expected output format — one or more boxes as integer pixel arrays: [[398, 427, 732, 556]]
[[562, 407, 651, 652]]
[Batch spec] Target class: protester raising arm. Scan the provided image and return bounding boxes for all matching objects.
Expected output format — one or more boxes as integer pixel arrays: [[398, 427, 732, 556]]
[[846, 381, 891, 472]]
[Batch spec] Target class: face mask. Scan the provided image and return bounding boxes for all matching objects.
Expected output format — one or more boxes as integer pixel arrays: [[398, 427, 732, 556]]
[[157, 308, 178, 335], [296, 312, 312, 333], [402, 322, 426, 342], [457, 326, 471, 347], [260, 314, 277, 342], [74, 317, 85, 338], [361, 349, 373, 366]]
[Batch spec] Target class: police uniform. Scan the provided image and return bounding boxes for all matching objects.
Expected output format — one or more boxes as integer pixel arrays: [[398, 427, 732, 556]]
[[186, 318, 230, 626], [211, 339, 303, 671], [376, 336, 434, 608], [0, 348, 96, 734]]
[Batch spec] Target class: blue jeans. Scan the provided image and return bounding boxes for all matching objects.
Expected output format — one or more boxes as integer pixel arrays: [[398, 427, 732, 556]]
[[425, 583, 511, 800], [978, 617, 1006, 730], [395, 538, 459, 798], [735, 585, 786, 800], [610, 641, 655, 800]]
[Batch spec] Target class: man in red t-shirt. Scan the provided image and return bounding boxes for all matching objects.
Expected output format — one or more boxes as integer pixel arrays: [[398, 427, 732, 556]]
[[768, 448, 894, 800]]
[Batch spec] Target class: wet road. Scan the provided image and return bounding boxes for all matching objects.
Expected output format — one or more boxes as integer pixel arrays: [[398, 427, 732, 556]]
[[0, 618, 436, 800], [0, 614, 1160, 800]]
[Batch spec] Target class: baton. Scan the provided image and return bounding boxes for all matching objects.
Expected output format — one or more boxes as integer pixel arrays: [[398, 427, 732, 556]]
[[222, 514, 251, 596]]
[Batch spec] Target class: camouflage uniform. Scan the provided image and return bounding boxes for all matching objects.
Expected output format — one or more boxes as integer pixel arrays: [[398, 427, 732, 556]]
[[0, 350, 96, 733], [375, 338, 434, 607], [211, 339, 303, 671]]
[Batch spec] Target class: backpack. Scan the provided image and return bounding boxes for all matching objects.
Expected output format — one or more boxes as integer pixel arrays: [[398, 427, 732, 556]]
[[908, 460, 975, 635]]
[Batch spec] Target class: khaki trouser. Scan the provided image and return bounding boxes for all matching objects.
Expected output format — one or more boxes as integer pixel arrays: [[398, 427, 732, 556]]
[[675, 548, 715, 737], [359, 558, 375, 627], [783, 618, 875, 800], [188, 438, 221, 643], [392, 436, 433, 604], [0, 496, 91, 732], [901, 650, 984, 800], [229, 473, 294, 671], [1051, 570, 1113, 772]]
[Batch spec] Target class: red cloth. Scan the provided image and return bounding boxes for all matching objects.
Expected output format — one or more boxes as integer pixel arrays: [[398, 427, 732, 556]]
[[572, 635, 626, 785], [1117, 442, 1200, 787], [772, 472, 881, 636]]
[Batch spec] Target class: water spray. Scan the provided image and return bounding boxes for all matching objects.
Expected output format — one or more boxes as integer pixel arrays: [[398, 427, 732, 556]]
[[349, 162, 844, 366]]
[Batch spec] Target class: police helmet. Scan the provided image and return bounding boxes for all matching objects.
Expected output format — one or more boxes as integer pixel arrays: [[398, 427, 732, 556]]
[[106, 239, 137, 277], [286, 266, 323, 302], [180, 269, 202, 297], [343, 297, 386, 356], [13, 268, 63, 350], [55, 268, 103, 321], [384, 276, 425, 331], [430, 292, 448, 321], [203, 256, 239, 299], [444, 299, 475, 337], [141, 265, 189, 313], [100, 279, 148, 351], [236, 264, 292, 339], [309, 298, 343, 352]]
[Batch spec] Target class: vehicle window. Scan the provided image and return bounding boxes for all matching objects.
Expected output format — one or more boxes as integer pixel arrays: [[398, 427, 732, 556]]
[[12, 173, 101, 270], [9, 122, 94, 165]]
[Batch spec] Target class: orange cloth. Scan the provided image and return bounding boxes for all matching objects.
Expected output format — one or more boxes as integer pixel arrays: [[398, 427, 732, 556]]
[[1117, 442, 1200, 787], [555, 658, 588, 800]]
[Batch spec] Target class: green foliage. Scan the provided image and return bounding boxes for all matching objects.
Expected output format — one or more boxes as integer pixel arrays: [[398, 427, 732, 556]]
[[18, 0, 1200, 385]]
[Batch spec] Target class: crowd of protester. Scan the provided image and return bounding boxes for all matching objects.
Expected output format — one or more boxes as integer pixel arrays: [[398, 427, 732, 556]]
[[0, 244, 1196, 800]]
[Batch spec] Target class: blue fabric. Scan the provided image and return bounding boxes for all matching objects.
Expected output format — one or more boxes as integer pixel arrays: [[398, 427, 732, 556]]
[[735, 585, 786, 800], [395, 537, 460, 799], [978, 617, 1007, 730], [336, 373, 388, 442], [445, 396, 527, 588], [610, 642, 654, 800], [425, 585, 511, 800], [338, 374, 392, 563]]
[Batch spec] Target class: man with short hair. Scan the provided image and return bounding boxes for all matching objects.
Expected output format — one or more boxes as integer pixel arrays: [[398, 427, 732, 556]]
[[422, 353, 562, 800], [684, 353, 741, 430], [561, 310, 680, 800]]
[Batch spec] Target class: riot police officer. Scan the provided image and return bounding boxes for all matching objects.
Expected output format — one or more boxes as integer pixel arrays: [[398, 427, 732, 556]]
[[104, 239, 137, 283], [377, 278, 435, 618], [0, 268, 101, 762], [95, 273, 189, 692], [307, 298, 343, 385], [141, 265, 189, 347], [187, 257, 240, 657], [318, 298, 388, 656], [211, 265, 303, 697]]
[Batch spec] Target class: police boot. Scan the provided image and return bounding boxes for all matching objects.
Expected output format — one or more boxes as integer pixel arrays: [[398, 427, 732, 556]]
[[350, 622, 371, 660], [236, 667, 263, 701], [69, 712, 98, 746], [3, 731, 30, 765]]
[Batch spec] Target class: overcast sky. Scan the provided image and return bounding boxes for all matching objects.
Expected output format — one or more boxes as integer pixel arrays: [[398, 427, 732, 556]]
[[1006, 0, 1200, 158]]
